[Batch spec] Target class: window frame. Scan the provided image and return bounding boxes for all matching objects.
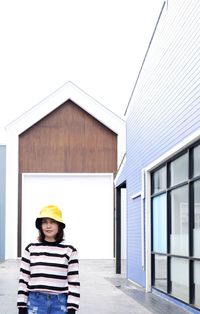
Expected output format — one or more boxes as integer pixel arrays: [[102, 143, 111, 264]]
[[150, 141, 200, 309]]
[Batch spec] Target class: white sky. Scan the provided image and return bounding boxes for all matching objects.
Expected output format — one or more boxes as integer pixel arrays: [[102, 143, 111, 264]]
[[0, 0, 163, 142]]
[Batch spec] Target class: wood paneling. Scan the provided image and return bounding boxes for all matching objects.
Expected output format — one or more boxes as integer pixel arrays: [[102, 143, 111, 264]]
[[19, 100, 117, 173]]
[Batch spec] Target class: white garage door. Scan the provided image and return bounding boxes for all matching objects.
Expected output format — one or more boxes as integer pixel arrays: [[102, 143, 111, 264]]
[[21, 173, 113, 259]]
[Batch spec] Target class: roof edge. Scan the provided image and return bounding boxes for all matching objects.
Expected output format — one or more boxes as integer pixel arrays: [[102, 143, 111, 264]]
[[5, 81, 125, 136]]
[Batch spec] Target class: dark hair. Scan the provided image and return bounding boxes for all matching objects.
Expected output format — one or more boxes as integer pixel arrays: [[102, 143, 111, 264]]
[[37, 221, 64, 243]]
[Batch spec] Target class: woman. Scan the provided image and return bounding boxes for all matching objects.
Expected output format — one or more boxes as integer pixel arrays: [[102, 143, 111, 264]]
[[17, 205, 80, 314]]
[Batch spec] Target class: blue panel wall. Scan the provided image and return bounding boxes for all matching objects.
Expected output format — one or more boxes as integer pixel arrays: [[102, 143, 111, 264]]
[[125, 0, 200, 286], [127, 196, 145, 286], [0, 145, 6, 262]]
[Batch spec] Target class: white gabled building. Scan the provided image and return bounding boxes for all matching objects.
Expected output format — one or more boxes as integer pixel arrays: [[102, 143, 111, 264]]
[[5, 81, 125, 260]]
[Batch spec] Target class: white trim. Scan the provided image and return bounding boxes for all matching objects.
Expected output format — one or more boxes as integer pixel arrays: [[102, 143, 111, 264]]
[[5, 81, 125, 165], [6, 81, 125, 134], [131, 192, 141, 199], [145, 170, 152, 292], [5, 81, 125, 168], [144, 129, 200, 292], [128, 278, 143, 288], [141, 169, 145, 271], [145, 129, 200, 172], [114, 154, 126, 184]]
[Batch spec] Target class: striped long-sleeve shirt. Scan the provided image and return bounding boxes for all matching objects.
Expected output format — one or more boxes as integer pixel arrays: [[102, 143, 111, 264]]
[[17, 241, 80, 312]]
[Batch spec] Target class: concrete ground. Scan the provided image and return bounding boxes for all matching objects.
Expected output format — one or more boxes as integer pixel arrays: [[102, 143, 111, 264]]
[[0, 259, 199, 314]]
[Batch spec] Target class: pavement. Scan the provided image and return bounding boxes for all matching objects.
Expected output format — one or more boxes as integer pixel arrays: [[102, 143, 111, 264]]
[[0, 259, 199, 314]]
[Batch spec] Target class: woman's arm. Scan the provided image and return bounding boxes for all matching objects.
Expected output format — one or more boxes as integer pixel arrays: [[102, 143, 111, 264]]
[[67, 247, 80, 312], [17, 245, 31, 313]]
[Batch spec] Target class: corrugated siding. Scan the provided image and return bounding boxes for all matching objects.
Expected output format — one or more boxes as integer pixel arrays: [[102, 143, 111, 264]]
[[126, 0, 200, 285], [127, 196, 145, 286], [0, 145, 6, 262]]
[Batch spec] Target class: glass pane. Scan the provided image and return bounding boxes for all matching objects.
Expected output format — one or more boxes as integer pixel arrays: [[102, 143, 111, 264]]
[[170, 186, 188, 256], [171, 257, 189, 302], [194, 180, 200, 258], [154, 254, 167, 292], [194, 145, 200, 177], [170, 154, 188, 186], [194, 261, 200, 308], [153, 167, 166, 193], [153, 194, 167, 253]]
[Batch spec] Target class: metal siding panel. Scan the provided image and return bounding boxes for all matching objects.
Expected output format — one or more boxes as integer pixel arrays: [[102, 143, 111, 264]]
[[0, 146, 6, 262], [126, 0, 200, 287], [127, 197, 145, 286]]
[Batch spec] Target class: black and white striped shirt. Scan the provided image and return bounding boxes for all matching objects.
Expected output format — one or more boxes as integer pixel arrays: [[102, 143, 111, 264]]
[[17, 241, 80, 312]]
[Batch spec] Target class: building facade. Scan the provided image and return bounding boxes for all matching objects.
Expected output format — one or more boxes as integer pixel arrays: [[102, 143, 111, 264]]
[[5, 82, 125, 260], [115, 0, 200, 311], [0, 145, 6, 262]]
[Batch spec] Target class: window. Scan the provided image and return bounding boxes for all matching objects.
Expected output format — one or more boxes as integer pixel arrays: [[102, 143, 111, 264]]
[[154, 254, 167, 292], [194, 180, 200, 258], [152, 166, 166, 193], [152, 194, 167, 253], [170, 186, 188, 256], [171, 257, 189, 302], [194, 261, 200, 307], [151, 142, 200, 310], [194, 145, 200, 176], [170, 153, 188, 186]]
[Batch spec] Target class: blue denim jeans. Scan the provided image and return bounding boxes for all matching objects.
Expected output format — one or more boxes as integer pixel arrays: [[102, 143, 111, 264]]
[[27, 292, 68, 314]]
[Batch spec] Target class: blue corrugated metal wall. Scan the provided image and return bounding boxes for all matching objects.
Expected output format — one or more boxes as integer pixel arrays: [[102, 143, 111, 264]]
[[127, 196, 145, 286], [125, 0, 200, 286], [0, 145, 6, 262]]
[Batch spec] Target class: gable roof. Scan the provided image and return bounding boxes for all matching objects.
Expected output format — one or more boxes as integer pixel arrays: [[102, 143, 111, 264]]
[[6, 81, 124, 136]]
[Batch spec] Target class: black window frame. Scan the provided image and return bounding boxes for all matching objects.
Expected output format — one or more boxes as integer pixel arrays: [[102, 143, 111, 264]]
[[151, 140, 200, 310]]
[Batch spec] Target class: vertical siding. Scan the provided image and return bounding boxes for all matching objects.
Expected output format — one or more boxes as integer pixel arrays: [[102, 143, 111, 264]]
[[19, 100, 117, 173], [126, 0, 200, 285], [0, 146, 6, 262]]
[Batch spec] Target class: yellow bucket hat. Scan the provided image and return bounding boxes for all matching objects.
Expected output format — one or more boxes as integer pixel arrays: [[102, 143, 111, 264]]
[[35, 205, 66, 229]]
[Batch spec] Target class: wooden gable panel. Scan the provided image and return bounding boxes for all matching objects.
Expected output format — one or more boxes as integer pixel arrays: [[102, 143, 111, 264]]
[[19, 100, 117, 173]]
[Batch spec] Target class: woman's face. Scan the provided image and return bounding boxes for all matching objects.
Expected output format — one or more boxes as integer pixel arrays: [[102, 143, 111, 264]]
[[41, 218, 59, 242]]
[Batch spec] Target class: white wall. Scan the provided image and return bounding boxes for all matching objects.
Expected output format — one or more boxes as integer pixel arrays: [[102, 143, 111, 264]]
[[21, 173, 114, 259]]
